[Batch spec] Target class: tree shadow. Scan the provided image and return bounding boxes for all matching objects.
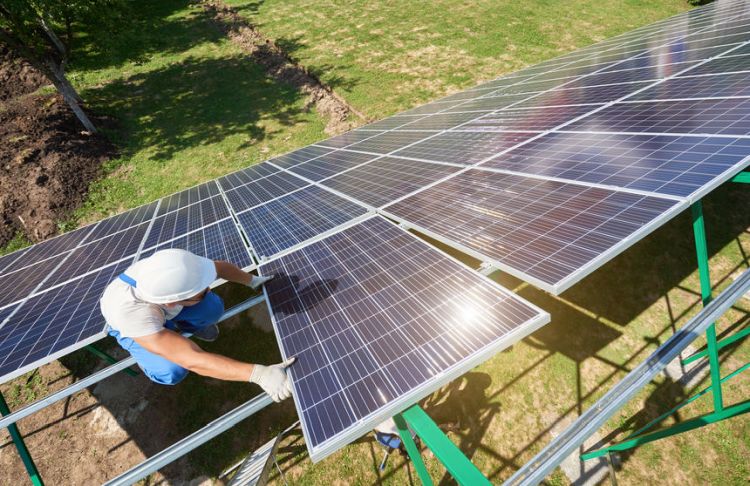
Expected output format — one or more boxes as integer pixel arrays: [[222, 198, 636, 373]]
[[80, 54, 306, 161]]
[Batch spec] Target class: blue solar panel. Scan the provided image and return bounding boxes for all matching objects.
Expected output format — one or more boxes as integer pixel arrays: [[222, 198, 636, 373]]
[[260, 216, 548, 461], [630, 72, 750, 101], [217, 163, 280, 191], [238, 185, 368, 260], [320, 156, 461, 208], [462, 104, 602, 132], [289, 150, 378, 182], [568, 98, 750, 136], [514, 82, 651, 109], [223, 172, 309, 213], [143, 196, 230, 249], [394, 111, 491, 131], [0, 225, 93, 277], [0, 260, 129, 383], [346, 131, 438, 155], [480, 131, 750, 198], [382, 169, 683, 293], [156, 181, 221, 216], [141, 219, 253, 269], [86, 201, 159, 242], [317, 130, 384, 149], [0, 254, 67, 309], [391, 131, 538, 165], [270, 146, 334, 169]]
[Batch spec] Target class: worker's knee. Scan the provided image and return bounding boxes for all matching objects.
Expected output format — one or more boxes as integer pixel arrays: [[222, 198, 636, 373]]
[[201, 291, 224, 323], [143, 362, 189, 385], [175, 291, 224, 330]]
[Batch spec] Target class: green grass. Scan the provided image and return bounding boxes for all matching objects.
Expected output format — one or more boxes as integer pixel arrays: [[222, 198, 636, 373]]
[[5, 0, 750, 485]]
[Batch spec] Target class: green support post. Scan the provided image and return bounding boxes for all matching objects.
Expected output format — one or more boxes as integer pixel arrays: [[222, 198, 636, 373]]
[[85, 344, 138, 377], [730, 171, 750, 183], [394, 412, 434, 486], [396, 405, 492, 486], [690, 201, 723, 412], [0, 392, 44, 486]]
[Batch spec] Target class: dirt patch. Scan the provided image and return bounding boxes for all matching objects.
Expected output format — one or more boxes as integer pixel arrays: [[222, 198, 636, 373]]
[[0, 92, 116, 246], [201, 0, 366, 135], [0, 45, 49, 101]]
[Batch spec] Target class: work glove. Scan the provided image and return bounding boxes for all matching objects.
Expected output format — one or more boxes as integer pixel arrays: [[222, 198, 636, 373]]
[[249, 357, 296, 402], [249, 274, 274, 290]]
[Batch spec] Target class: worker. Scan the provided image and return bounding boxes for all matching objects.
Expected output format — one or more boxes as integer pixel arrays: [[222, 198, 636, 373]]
[[100, 248, 294, 402]]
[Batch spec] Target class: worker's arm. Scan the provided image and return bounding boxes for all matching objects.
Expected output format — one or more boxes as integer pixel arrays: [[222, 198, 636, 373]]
[[133, 329, 295, 401], [214, 260, 252, 286], [134, 329, 254, 381]]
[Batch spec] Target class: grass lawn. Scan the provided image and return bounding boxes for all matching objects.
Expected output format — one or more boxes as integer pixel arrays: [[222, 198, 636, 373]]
[[4, 0, 750, 485]]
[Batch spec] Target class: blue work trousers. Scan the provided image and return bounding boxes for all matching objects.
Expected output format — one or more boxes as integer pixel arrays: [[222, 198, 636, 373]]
[[108, 292, 224, 385]]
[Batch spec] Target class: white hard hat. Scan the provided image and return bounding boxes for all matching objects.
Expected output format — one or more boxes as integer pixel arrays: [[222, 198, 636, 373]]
[[136, 249, 216, 304]]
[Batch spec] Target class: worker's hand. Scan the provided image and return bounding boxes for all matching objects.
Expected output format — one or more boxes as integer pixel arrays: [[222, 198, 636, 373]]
[[248, 274, 274, 290], [249, 357, 296, 402]]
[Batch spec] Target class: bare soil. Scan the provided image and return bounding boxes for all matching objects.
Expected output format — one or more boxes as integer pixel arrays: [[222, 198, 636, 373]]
[[0, 69, 116, 246], [202, 0, 367, 135], [0, 45, 48, 101]]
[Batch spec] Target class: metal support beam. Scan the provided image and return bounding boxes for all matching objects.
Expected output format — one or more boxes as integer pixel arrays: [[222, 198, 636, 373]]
[[682, 326, 750, 365], [0, 295, 265, 431], [502, 268, 750, 486], [104, 393, 274, 486], [84, 344, 138, 377], [401, 405, 492, 486], [731, 171, 750, 183], [690, 201, 723, 412], [0, 392, 44, 486], [394, 412, 433, 486]]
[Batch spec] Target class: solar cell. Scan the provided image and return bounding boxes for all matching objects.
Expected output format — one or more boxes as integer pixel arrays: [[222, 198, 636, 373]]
[[438, 86, 499, 102], [0, 260, 129, 384], [487, 75, 580, 96], [41, 222, 149, 290], [513, 82, 650, 109], [143, 195, 230, 249], [271, 146, 334, 169], [289, 150, 379, 182], [443, 93, 537, 113], [567, 98, 750, 136], [237, 185, 369, 260], [382, 169, 683, 293], [480, 131, 750, 199], [398, 100, 464, 116], [462, 104, 602, 132], [725, 43, 750, 57], [626, 44, 744, 71], [359, 116, 422, 131], [141, 219, 253, 269], [156, 181, 221, 216], [316, 131, 383, 149], [260, 216, 548, 461], [223, 172, 310, 212], [320, 157, 461, 208], [391, 131, 539, 165], [346, 131, 438, 155], [217, 163, 280, 191]]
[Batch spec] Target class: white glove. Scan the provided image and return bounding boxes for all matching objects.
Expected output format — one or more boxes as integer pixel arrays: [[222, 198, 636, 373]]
[[249, 274, 274, 290], [249, 357, 296, 402]]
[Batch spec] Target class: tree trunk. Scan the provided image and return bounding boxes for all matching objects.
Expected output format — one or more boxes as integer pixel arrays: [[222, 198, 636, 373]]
[[46, 59, 97, 133]]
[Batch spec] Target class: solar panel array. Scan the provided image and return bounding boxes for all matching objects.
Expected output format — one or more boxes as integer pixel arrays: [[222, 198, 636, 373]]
[[0, 0, 747, 464]]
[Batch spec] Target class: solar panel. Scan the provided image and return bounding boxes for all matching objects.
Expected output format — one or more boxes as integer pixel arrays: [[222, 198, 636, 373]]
[[320, 156, 461, 208], [217, 163, 280, 191], [140, 219, 254, 269], [142, 195, 230, 249], [391, 131, 539, 165], [513, 82, 651, 109], [270, 146, 334, 169], [0, 224, 94, 277], [237, 185, 369, 261], [568, 98, 750, 136], [346, 131, 438, 154], [288, 150, 378, 182], [358, 116, 420, 131], [0, 260, 129, 383], [86, 201, 159, 242], [480, 131, 750, 199], [0, 254, 67, 309], [223, 172, 310, 213], [382, 169, 684, 293], [156, 181, 221, 216], [628, 71, 750, 100], [260, 216, 549, 461], [629, 43, 744, 67], [316, 130, 383, 149], [686, 53, 750, 76], [462, 104, 602, 132], [395, 111, 491, 131], [442, 93, 539, 113], [41, 222, 150, 290], [399, 100, 465, 116]]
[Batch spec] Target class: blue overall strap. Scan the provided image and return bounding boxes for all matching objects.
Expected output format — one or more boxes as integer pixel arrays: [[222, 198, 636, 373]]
[[118, 273, 137, 287]]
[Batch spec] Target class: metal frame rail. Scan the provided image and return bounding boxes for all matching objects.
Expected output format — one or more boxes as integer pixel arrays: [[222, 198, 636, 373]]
[[504, 267, 750, 485]]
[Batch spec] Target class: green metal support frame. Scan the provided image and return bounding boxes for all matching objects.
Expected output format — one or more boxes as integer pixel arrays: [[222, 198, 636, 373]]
[[581, 195, 750, 461], [85, 344, 138, 377], [0, 392, 44, 486], [393, 405, 492, 486]]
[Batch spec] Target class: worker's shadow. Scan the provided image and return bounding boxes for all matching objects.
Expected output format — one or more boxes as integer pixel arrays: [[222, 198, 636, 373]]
[[266, 273, 339, 316]]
